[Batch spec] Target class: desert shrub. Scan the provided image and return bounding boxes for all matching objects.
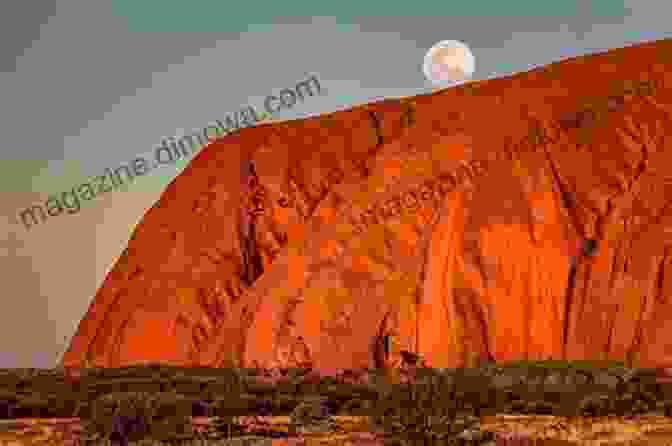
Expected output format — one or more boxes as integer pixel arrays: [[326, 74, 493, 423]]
[[289, 398, 338, 435], [286, 367, 311, 380], [218, 366, 244, 385], [0, 399, 16, 418], [211, 392, 259, 417], [497, 359, 627, 370], [577, 393, 614, 417], [199, 415, 245, 439], [83, 391, 194, 443], [191, 399, 209, 417], [340, 398, 366, 415], [255, 398, 273, 417], [109, 414, 147, 445], [368, 368, 477, 442], [237, 368, 260, 377]]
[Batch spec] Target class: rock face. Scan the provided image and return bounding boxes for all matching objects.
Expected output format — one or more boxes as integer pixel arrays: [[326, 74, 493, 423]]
[[63, 38, 672, 372]]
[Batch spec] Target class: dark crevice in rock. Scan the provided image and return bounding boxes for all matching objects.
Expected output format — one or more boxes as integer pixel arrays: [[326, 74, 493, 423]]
[[543, 152, 584, 240], [540, 145, 594, 357], [563, 258, 578, 351], [371, 312, 391, 370], [627, 246, 669, 362], [239, 160, 265, 287], [557, 108, 597, 133], [454, 286, 493, 364], [472, 293, 494, 362], [400, 350, 421, 366], [583, 239, 598, 257], [562, 246, 597, 357], [605, 313, 616, 358], [367, 110, 383, 148], [240, 221, 264, 287], [607, 238, 622, 300], [655, 248, 669, 305], [401, 102, 416, 129]]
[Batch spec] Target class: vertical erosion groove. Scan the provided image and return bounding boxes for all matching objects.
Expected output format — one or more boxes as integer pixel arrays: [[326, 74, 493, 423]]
[[239, 159, 264, 287], [563, 259, 578, 351], [540, 145, 585, 357], [655, 247, 669, 305], [371, 312, 391, 370], [415, 201, 447, 358], [401, 102, 416, 129], [367, 110, 383, 148]]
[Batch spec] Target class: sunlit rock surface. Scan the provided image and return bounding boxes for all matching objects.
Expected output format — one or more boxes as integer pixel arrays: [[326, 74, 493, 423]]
[[63, 38, 672, 371]]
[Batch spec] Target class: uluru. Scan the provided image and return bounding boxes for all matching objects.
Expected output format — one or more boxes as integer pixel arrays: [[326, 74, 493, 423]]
[[62, 38, 672, 373]]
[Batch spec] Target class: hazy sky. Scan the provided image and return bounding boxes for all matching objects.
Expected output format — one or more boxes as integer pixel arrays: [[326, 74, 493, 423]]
[[1, 0, 670, 369]]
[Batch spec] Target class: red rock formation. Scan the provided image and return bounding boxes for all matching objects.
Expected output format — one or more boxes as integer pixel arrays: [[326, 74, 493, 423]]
[[63, 38, 672, 371], [61, 103, 402, 368]]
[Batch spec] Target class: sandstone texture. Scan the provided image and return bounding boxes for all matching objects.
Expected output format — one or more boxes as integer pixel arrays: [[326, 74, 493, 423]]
[[62, 38, 672, 372]]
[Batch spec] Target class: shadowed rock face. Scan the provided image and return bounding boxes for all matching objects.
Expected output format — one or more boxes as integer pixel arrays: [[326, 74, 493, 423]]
[[64, 38, 672, 371]]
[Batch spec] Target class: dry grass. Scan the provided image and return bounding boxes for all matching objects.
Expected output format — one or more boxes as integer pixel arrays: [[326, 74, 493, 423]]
[[3, 414, 672, 446]]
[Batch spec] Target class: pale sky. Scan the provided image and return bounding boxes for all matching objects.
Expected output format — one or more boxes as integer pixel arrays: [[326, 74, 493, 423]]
[[1, 0, 670, 368]]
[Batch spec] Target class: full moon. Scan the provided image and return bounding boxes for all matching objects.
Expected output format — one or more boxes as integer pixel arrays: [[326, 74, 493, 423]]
[[423, 40, 475, 86]]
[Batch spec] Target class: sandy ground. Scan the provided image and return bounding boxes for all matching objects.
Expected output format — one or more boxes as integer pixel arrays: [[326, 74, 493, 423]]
[[2, 414, 672, 446]]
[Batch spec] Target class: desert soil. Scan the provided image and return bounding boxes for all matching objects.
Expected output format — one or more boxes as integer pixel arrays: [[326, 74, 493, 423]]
[[2, 414, 672, 446]]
